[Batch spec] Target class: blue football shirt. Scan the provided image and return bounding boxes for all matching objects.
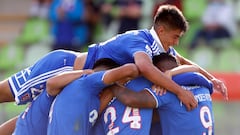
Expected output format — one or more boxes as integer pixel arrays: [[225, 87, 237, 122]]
[[84, 29, 177, 69], [47, 71, 110, 135], [151, 73, 214, 135], [101, 77, 154, 135], [13, 90, 55, 135]]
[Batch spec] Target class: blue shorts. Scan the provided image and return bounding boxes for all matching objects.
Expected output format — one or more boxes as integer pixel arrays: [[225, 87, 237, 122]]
[[8, 50, 77, 105]]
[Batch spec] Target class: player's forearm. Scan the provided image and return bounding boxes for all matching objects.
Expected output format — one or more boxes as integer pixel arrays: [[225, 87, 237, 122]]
[[0, 116, 18, 135], [169, 65, 199, 76], [104, 64, 139, 85], [186, 62, 215, 80], [178, 55, 215, 80], [120, 64, 139, 79], [0, 80, 15, 103], [47, 70, 92, 96], [112, 84, 156, 108]]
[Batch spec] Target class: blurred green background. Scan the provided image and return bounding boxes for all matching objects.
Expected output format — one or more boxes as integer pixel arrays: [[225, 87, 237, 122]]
[[0, 0, 239, 135]]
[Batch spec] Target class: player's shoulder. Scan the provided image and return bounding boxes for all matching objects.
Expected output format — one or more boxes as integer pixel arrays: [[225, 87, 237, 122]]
[[124, 29, 150, 39]]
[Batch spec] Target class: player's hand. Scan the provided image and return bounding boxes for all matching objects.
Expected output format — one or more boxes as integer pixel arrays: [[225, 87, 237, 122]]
[[152, 85, 166, 96], [211, 78, 228, 100], [177, 90, 198, 111]]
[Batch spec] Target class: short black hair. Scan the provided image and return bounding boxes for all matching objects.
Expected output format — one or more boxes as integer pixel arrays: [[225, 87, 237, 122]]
[[153, 53, 177, 64], [93, 58, 120, 69], [153, 53, 178, 72]]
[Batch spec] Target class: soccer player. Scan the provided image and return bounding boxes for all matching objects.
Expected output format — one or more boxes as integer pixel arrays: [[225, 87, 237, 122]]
[[0, 49, 87, 105], [12, 69, 93, 135], [47, 58, 139, 135], [110, 54, 214, 135]]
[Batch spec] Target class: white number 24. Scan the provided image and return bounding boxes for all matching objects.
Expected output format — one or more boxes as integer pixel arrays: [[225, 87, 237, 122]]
[[104, 106, 141, 135]]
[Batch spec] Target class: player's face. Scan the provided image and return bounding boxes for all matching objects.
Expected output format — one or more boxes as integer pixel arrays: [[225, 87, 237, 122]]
[[157, 26, 183, 50]]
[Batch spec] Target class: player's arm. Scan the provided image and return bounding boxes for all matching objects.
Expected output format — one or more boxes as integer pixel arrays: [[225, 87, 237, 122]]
[[0, 79, 15, 103], [111, 83, 156, 108], [0, 116, 18, 135], [98, 64, 139, 112], [134, 52, 197, 111], [103, 63, 139, 85], [154, 65, 200, 96], [176, 51, 228, 100], [46, 69, 93, 96], [155, 64, 202, 95], [166, 64, 200, 78]]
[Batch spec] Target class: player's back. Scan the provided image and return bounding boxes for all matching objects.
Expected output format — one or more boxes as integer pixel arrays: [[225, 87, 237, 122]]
[[101, 77, 153, 135], [84, 29, 159, 69], [158, 87, 213, 135], [150, 72, 213, 135], [13, 90, 55, 135], [48, 71, 107, 135]]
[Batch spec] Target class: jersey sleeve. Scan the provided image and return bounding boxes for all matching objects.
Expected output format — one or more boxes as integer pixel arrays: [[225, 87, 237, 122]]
[[144, 88, 173, 108], [167, 47, 177, 56], [84, 71, 109, 95], [125, 33, 153, 59], [172, 72, 213, 94]]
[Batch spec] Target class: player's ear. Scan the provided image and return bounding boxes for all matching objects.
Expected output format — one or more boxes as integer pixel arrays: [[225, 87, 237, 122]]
[[156, 25, 165, 34], [157, 25, 164, 33]]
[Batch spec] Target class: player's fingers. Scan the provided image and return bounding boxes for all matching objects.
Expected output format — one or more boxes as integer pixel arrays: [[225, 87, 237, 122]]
[[217, 81, 228, 100], [152, 85, 165, 95], [152, 85, 157, 92], [214, 80, 229, 100], [187, 97, 197, 111], [189, 92, 198, 110], [191, 99, 198, 109], [163, 89, 167, 95], [154, 88, 161, 95], [158, 87, 165, 96], [186, 104, 191, 111], [221, 83, 228, 100]]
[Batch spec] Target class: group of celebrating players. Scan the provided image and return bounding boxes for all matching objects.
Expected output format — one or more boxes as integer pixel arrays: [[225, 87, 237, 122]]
[[0, 4, 227, 135]]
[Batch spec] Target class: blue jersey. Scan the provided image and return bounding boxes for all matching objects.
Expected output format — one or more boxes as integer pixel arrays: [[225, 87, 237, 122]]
[[13, 90, 55, 135], [152, 73, 214, 135], [47, 71, 109, 135], [90, 115, 105, 135], [8, 50, 77, 105], [83, 29, 177, 69], [172, 72, 213, 94], [100, 77, 155, 135]]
